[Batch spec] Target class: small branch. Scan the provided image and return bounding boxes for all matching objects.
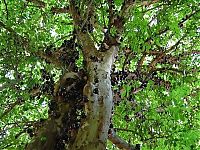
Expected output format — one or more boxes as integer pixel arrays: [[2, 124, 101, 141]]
[[3, 0, 9, 20], [121, 0, 159, 17], [51, 7, 70, 14], [145, 67, 184, 81], [145, 9, 200, 43], [53, 34, 73, 45], [80, 0, 94, 31], [136, 53, 147, 71], [122, 49, 132, 71], [130, 67, 183, 94], [26, 0, 71, 14], [26, 0, 45, 8], [148, 35, 186, 70], [150, 67, 184, 75], [114, 128, 135, 133], [179, 9, 200, 26], [0, 21, 29, 47], [144, 135, 168, 142], [108, 129, 140, 150], [166, 35, 186, 52], [107, 0, 115, 31], [132, 86, 145, 94], [180, 50, 200, 57], [100, 1, 106, 27], [0, 79, 19, 91], [0, 21, 16, 34], [142, 3, 165, 13], [120, 0, 135, 17], [0, 98, 24, 119], [146, 51, 163, 55], [140, 0, 160, 7]]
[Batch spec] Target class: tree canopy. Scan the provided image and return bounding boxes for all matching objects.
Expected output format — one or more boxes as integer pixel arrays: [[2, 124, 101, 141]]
[[0, 0, 200, 150]]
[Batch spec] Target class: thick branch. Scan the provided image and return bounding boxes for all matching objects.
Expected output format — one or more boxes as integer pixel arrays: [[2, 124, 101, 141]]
[[68, 0, 97, 58], [69, 0, 81, 25], [108, 129, 140, 150], [34, 50, 63, 68], [26, 0, 70, 14]]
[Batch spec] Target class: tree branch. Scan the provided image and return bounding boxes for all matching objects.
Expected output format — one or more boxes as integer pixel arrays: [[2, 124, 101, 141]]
[[114, 128, 135, 133], [150, 67, 184, 75], [26, 0, 45, 8], [3, 0, 9, 20], [145, 9, 200, 43], [26, 0, 71, 14], [108, 129, 140, 150], [148, 35, 186, 70], [0, 98, 24, 119], [0, 21, 29, 47], [69, 0, 81, 25], [0, 21, 16, 34], [121, 0, 159, 17], [69, 0, 97, 58], [0, 79, 19, 91], [34, 50, 63, 68], [80, 0, 94, 30], [136, 53, 147, 71], [51, 7, 69, 14]]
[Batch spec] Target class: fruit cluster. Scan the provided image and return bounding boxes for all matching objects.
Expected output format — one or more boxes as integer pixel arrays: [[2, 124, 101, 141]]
[[111, 70, 129, 86], [48, 70, 87, 149], [40, 69, 54, 95], [58, 38, 79, 69]]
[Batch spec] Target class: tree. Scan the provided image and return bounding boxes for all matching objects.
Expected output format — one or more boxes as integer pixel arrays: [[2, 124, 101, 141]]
[[0, 0, 199, 149]]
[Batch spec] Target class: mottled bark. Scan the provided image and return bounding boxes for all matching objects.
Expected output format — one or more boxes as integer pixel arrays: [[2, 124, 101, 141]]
[[70, 46, 118, 150], [26, 45, 118, 150]]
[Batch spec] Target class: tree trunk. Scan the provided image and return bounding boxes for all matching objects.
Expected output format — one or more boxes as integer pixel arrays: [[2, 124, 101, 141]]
[[26, 46, 118, 150], [70, 46, 118, 150]]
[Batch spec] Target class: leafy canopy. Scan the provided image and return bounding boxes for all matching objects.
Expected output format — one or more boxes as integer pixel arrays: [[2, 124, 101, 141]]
[[0, 0, 200, 149]]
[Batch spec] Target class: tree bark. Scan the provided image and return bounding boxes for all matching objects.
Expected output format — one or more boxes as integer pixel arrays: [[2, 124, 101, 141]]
[[70, 46, 118, 150], [26, 45, 118, 150]]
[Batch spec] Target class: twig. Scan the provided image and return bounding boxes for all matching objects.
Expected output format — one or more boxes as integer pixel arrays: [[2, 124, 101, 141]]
[[81, 0, 94, 31], [51, 7, 70, 14], [142, 3, 165, 14], [100, 1, 106, 27], [26, 0, 45, 8], [148, 35, 186, 70], [3, 0, 9, 20], [0, 21, 15, 34], [145, 9, 200, 43], [136, 53, 147, 71], [114, 128, 135, 133], [0, 98, 24, 119]]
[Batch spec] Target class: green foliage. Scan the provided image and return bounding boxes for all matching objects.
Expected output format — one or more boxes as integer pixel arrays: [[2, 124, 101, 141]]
[[0, 0, 200, 149]]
